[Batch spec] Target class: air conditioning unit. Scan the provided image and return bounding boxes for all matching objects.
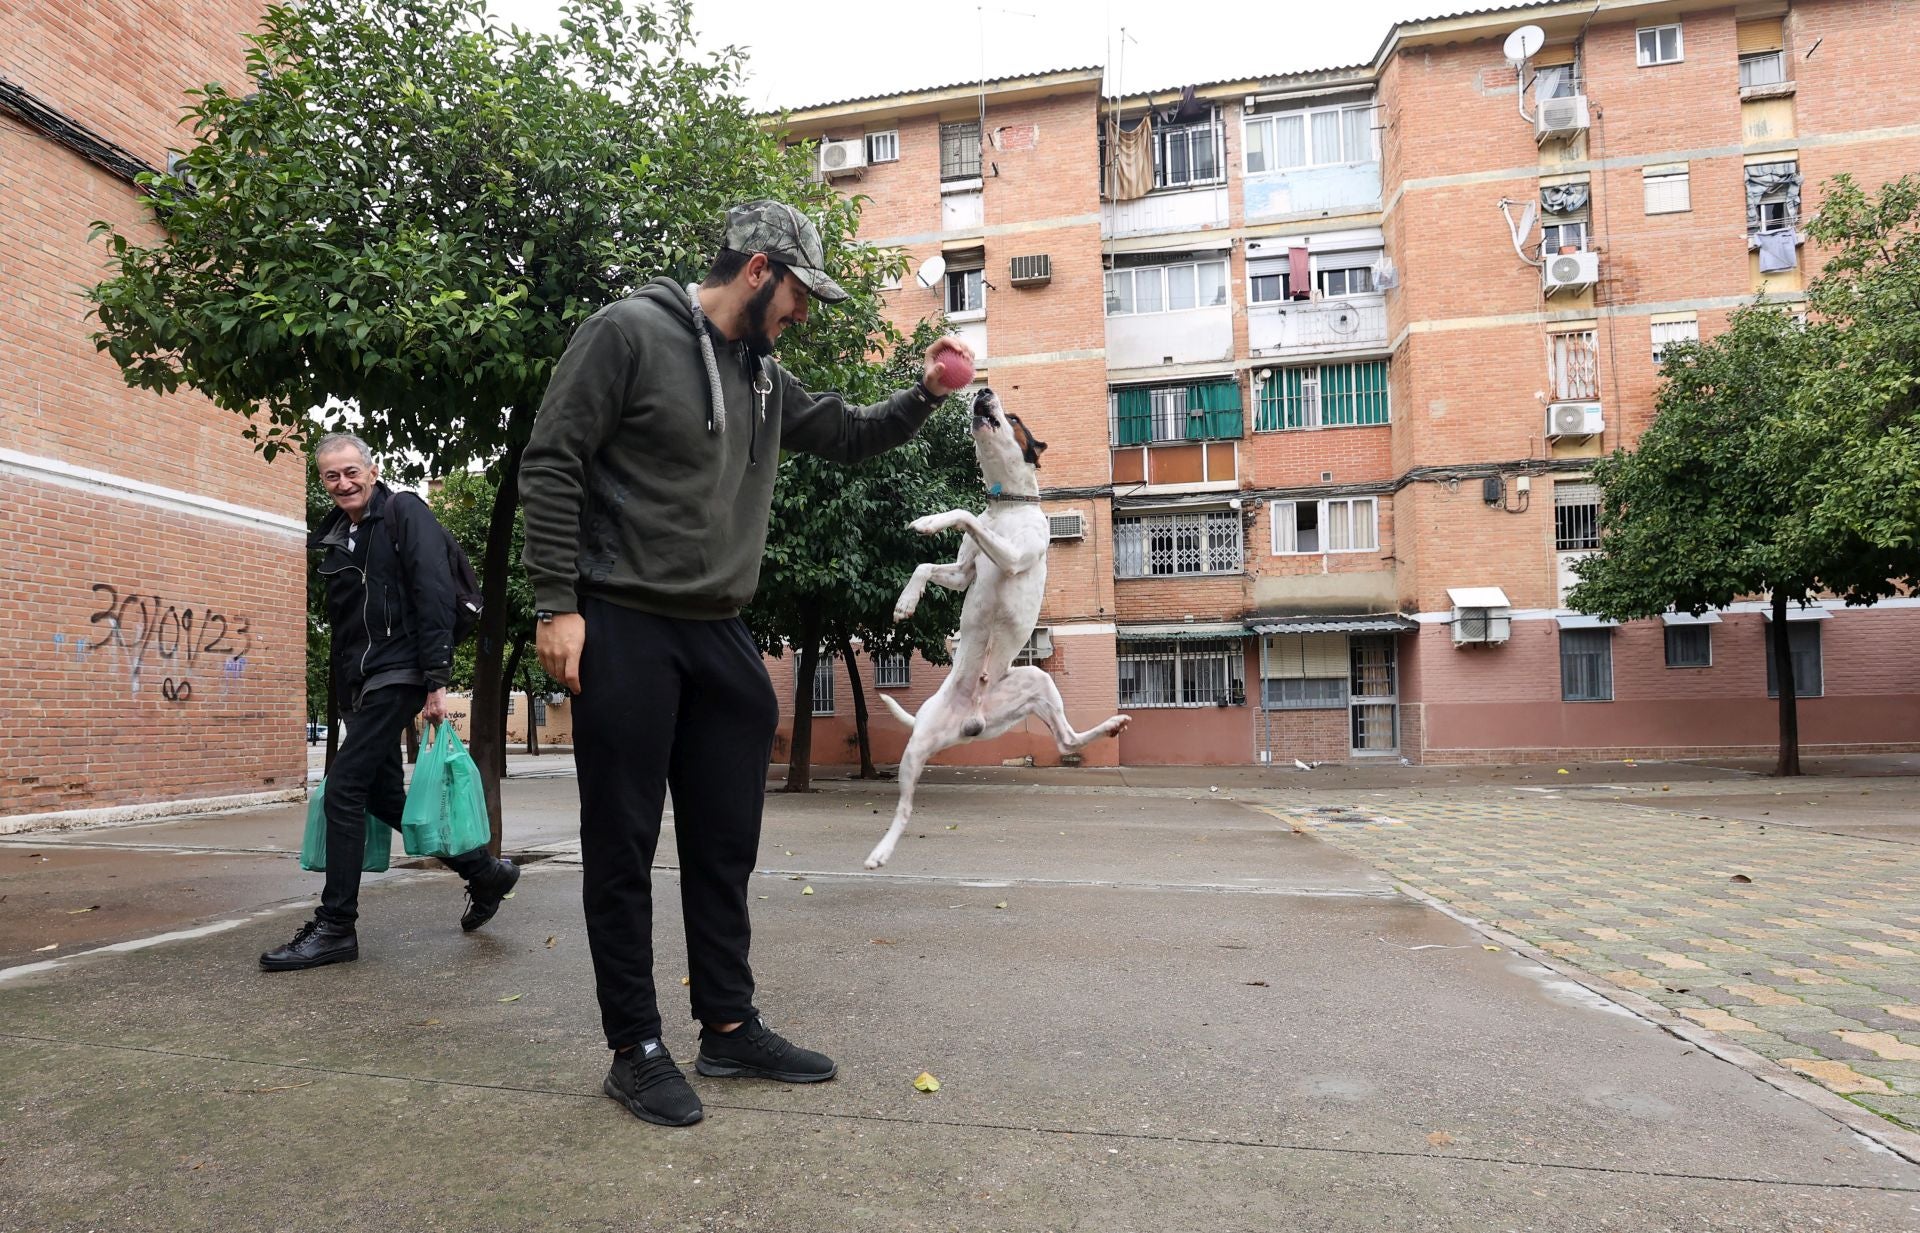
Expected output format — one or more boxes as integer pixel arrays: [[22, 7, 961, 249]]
[[1546, 401, 1605, 438], [1451, 608, 1513, 646], [1543, 249, 1599, 297], [1046, 512, 1085, 541], [1014, 626, 1055, 664], [817, 138, 867, 178], [1009, 254, 1052, 287], [1535, 94, 1591, 144]]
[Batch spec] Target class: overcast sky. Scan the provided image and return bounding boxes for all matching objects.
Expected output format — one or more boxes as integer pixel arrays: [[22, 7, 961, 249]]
[[486, 1, 1481, 111]]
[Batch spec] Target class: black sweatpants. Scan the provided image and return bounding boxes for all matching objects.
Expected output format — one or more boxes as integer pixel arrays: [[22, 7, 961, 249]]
[[572, 597, 781, 1050], [318, 684, 492, 926]]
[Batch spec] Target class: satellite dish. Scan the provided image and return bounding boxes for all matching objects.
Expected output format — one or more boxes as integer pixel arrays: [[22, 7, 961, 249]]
[[1503, 25, 1545, 66], [914, 255, 947, 289]]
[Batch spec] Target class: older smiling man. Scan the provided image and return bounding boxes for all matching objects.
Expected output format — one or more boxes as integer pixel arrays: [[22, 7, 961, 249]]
[[263, 433, 520, 972]]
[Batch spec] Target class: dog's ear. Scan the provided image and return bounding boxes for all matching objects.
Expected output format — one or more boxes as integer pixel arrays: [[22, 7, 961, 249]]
[[1024, 435, 1048, 469]]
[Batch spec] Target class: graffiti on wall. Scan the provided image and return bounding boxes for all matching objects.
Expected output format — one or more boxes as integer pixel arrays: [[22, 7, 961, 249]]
[[71, 583, 253, 702]]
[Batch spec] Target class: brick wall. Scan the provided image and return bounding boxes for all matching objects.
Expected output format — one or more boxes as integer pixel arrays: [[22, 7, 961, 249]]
[[2, 1, 306, 818]]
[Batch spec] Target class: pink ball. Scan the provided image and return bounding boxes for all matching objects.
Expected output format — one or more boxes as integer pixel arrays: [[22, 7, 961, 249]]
[[934, 347, 973, 391]]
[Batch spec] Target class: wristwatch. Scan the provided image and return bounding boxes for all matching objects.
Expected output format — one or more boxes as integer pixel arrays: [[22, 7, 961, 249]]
[[536, 610, 557, 624]]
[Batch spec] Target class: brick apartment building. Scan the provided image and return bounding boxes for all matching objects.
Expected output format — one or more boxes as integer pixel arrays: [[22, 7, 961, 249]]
[[2, 2, 306, 824], [770, 0, 1920, 768]]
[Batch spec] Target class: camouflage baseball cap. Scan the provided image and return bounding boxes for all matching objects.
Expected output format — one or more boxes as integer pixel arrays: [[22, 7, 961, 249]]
[[722, 200, 849, 304]]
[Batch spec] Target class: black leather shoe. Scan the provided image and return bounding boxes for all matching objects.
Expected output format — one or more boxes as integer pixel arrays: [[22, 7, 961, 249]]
[[260, 919, 358, 971], [696, 1016, 837, 1083], [604, 1040, 704, 1127], [461, 858, 520, 932]]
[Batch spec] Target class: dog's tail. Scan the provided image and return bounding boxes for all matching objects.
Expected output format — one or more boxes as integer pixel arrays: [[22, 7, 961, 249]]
[[879, 693, 917, 730]]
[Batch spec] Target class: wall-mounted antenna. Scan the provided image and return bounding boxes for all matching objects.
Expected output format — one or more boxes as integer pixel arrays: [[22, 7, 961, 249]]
[[1503, 25, 1545, 125]]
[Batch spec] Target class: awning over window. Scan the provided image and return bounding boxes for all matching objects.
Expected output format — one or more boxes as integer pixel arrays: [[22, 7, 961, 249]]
[[1761, 604, 1832, 621], [1446, 586, 1511, 609], [1116, 622, 1248, 641], [1554, 613, 1620, 629], [1246, 614, 1415, 635], [1659, 609, 1722, 625]]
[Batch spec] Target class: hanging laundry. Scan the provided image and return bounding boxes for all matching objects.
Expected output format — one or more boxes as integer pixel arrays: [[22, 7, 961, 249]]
[[1753, 228, 1798, 272], [1105, 113, 1154, 202]]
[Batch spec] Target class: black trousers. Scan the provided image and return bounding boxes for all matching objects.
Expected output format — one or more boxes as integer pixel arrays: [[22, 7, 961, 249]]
[[318, 684, 491, 926], [572, 598, 780, 1050]]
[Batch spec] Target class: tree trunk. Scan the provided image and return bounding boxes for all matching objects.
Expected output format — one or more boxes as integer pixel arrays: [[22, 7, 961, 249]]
[[783, 606, 821, 793], [499, 637, 526, 780], [522, 658, 540, 756], [1771, 590, 1802, 777], [324, 670, 339, 774], [841, 634, 876, 779], [468, 429, 527, 854]]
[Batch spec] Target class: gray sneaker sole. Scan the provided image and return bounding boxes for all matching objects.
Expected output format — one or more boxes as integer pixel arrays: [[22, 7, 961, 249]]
[[603, 1075, 704, 1126], [694, 1056, 838, 1083]]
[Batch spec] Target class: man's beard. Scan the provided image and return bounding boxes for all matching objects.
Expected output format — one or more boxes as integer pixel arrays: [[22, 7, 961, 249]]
[[741, 274, 783, 358]]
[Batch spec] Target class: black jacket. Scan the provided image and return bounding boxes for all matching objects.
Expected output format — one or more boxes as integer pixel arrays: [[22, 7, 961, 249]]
[[310, 483, 455, 708]]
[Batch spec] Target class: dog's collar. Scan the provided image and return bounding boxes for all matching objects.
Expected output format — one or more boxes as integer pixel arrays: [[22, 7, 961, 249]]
[[984, 487, 1040, 503]]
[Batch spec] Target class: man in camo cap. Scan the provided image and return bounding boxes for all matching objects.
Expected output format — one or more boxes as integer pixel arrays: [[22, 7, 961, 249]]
[[521, 199, 974, 1128]]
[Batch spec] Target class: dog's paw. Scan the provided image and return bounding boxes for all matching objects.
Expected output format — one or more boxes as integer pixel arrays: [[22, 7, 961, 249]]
[[909, 513, 953, 536], [1108, 714, 1132, 736], [863, 848, 890, 870], [892, 601, 917, 623]]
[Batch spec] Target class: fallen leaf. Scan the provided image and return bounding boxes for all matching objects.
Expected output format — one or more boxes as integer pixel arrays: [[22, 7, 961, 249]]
[[545, 936, 557, 948], [870, 938, 897, 945], [1482, 945, 1502, 952], [33, 943, 57, 952], [1730, 874, 1752, 884], [994, 901, 1008, 910], [785, 850, 794, 856], [1661, 785, 1671, 791], [801, 886, 814, 896], [224, 1082, 313, 1095], [756, 895, 768, 900], [499, 993, 523, 1003], [409, 1019, 441, 1027], [913, 1071, 941, 1093], [1244, 980, 1269, 987], [945, 824, 958, 831], [680, 976, 690, 985], [1427, 1130, 1455, 1147], [66, 906, 99, 915], [1556, 769, 1569, 775]]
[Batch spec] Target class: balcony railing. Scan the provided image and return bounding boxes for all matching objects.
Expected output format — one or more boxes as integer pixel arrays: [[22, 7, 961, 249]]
[[1248, 296, 1388, 359]]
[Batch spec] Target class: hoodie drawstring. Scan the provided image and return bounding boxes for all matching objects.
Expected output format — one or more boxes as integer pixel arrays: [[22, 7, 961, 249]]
[[685, 282, 728, 434]]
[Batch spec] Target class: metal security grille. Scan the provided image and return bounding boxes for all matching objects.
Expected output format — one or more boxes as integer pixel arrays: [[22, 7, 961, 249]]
[[1549, 331, 1600, 401], [1113, 511, 1242, 578], [1349, 635, 1398, 752], [940, 121, 981, 180], [811, 657, 835, 715], [1116, 639, 1245, 707], [875, 654, 909, 688], [1559, 628, 1613, 701], [1554, 482, 1601, 550]]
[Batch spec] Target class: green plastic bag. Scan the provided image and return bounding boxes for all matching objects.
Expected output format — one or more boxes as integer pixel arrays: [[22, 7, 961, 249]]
[[299, 780, 393, 873], [401, 722, 492, 859]]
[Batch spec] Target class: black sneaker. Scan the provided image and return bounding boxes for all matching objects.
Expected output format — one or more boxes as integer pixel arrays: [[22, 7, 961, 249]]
[[696, 1017, 837, 1083], [460, 858, 520, 932], [604, 1040, 703, 1127], [260, 919, 358, 971]]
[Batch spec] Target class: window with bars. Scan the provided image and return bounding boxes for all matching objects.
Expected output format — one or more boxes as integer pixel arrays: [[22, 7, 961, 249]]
[[1651, 318, 1699, 365], [1272, 497, 1377, 554], [1109, 381, 1243, 445], [945, 266, 984, 316], [1154, 117, 1222, 189], [1548, 330, 1600, 402], [1255, 361, 1390, 431], [1665, 625, 1712, 668], [1243, 103, 1373, 174], [875, 654, 910, 689], [1637, 24, 1683, 66], [865, 131, 900, 163], [811, 657, 835, 715], [1104, 259, 1229, 315], [940, 121, 981, 180], [1113, 510, 1242, 578], [1644, 165, 1691, 215], [1560, 628, 1614, 701], [1541, 216, 1588, 254], [1117, 639, 1246, 707], [1765, 623, 1824, 698], [1553, 482, 1600, 551], [1260, 633, 1348, 710], [1534, 62, 1579, 102]]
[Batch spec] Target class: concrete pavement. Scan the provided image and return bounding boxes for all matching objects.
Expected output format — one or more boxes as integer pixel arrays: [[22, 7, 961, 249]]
[[4, 767, 1920, 1229]]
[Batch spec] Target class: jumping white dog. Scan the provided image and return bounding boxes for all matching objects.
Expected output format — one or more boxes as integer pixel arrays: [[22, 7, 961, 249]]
[[865, 388, 1131, 869]]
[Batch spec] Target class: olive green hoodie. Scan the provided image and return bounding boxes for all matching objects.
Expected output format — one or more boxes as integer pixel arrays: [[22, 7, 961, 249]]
[[520, 277, 940, 620]]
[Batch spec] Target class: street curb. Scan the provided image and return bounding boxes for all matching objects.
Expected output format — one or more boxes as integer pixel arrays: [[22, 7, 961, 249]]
[[0, 788, 307, 837], [1389, 879, 1920, 1166]]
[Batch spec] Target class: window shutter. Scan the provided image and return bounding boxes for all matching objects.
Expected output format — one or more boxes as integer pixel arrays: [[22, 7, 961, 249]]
[[1737, 19, 1783, 54]]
